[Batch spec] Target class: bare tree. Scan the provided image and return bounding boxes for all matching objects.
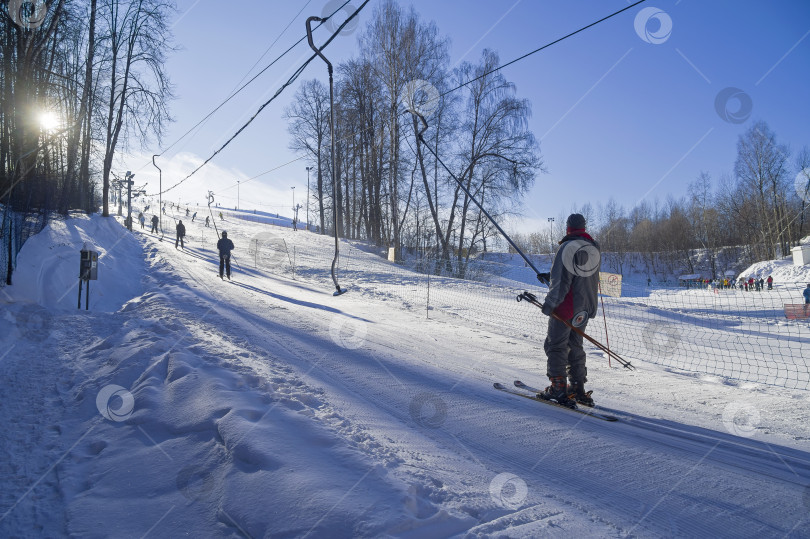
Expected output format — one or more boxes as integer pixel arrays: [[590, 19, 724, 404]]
[[598, 199, 630, 274], [59, 0, 98, 214], [451, 50, 540, 276], [98, 0, 175, 217], [795, 146, 810, 241], [284, 79, 330, 234], [361, 0, 449, 259], [689, 172, 723, 278], [733, 121, 791, 259]]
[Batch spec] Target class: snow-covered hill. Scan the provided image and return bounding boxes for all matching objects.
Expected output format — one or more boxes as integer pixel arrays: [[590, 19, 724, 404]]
[[1, 209, 809, 537]]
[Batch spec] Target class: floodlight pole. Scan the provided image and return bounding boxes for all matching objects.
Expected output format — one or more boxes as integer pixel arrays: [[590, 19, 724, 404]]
[[152, 155, 162, 235], [125, 171, 135, 231], [306, 166, 311, 230]]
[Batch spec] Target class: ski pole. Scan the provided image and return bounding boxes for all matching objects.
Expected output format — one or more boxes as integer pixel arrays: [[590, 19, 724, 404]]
[[517, 291, 635, 370]]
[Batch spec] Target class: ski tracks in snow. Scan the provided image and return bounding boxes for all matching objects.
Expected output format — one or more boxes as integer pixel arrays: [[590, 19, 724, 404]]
[[129, 231, 810, 537], [5, 218, 810, 537]]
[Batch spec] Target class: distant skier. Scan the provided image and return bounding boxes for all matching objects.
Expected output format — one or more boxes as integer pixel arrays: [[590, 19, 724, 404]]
[[162, 206, 166, 215], [192, 211, 197, 222], [219, 211, 224, 221], [138, 212, 145, 229], [758, 277, 765, 292], [176, 220, 186, 249], [767, 275, 773, 290], [536, 213, 600, 408], [217, 231, 235, 280], [205, 215, 210, 228], [150, 215, 159, 233], [186, 208, 190, 217], [804, 284, 810, 316]]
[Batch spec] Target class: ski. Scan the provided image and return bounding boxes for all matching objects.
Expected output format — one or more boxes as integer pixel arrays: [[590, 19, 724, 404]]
[[514, 379, 595, 406], [493, 383, 618, 421]]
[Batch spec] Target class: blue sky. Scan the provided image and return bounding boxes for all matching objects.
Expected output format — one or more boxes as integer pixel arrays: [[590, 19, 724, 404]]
[[123, 0, 810, 234]]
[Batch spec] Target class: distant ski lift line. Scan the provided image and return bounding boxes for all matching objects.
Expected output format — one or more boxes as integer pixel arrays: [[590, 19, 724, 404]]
[[151, 0, 370, 198], [152, 0, 647, 198], [138, 0, 352, 179], [149, 0, 348, 160], [199, 0, 652, 197]]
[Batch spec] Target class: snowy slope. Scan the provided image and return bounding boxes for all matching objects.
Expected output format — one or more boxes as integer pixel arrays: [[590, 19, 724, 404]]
[[1, 210, 809, 538]]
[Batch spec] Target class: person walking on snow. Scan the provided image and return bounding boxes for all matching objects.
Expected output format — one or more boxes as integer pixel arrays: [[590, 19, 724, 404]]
[[176, 220, 186, 249], [217, 231, 235, 280], [150, 215, 159, 233], [537, 213, 601, 408], [803, 284, 810, 316], [767, 275, 773, 290], [138, 212, 145, 229], [205, 215, 210, 227]]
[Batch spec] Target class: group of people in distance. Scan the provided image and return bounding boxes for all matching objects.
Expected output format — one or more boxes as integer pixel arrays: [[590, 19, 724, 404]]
[[134, 207, 236, 281], [172, 218, 234, 280], [738, 275, 772, 291]]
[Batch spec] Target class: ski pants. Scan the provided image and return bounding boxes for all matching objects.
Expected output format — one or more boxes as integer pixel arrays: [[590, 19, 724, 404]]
[[544, 316, 587, 383], [219, 254, 231, 277], [176, 234, 184, 249]]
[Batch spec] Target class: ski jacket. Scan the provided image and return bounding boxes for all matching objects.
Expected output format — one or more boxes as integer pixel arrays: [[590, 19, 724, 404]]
[[543, 232, 601, 321], [217, 237, 235, 256], [804, 287, 810, 302], [176, 223, 185, 237]]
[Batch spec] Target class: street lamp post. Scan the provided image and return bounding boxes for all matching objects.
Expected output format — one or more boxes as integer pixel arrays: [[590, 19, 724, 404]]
[[152, 155, 161, 234], [291, 186, 296, 229], [113, 174, 123, 216], [547, 217, 555, 258], [125, 171, 136, 231], [306, 166, 311, 230]]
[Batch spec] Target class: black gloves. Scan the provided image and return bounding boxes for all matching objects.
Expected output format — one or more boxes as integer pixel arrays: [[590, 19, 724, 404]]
[[537, 272, 550, 286], [541, 302, 554, 316]]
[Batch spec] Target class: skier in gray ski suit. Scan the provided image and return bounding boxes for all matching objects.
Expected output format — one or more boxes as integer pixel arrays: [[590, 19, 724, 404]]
[[538, 213, 601, 407]]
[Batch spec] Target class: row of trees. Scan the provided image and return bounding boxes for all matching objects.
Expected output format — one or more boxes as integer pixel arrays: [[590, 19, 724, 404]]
[[1, 0, 174, 216], [513, 122, 810, 279], [285, 0, 542, 277]]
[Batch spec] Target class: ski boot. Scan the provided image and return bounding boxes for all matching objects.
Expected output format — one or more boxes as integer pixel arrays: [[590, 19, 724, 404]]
[[538, 376, 576, 408], [568, 380, 594, 407]]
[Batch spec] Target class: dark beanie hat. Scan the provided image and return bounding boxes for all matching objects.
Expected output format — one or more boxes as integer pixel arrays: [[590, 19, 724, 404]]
[[566, 213, 586, 231]]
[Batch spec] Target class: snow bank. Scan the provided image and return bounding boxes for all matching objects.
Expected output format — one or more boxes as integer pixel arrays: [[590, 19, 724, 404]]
[[738, 257, 810, 287], [4, 215, 145, 312], [2, 210, 809, 537]]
